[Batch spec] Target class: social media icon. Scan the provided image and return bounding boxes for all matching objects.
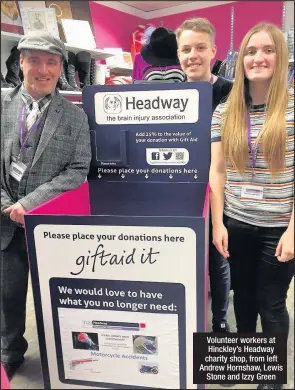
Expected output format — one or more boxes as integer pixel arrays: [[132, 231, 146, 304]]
[[163, 152, 172, 160], [151, 152, 160, 160]]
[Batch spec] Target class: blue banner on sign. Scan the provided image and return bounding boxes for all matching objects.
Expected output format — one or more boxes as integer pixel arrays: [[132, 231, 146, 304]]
[[82, 83, 212, 184], [50, 278, 186, 389]]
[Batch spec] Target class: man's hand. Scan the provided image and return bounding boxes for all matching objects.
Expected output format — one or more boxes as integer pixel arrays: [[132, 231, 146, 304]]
[[212, 223, 230, 259], [3, 202, 27, 225], [275, 227, 294, 262]]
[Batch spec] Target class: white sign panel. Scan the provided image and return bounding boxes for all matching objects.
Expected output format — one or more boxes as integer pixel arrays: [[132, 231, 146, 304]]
[[32, 224, 197, 389], [94, 89, 199, 125]]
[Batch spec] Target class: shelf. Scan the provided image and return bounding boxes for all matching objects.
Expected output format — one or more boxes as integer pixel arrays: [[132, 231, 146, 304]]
[[1, 31, 23, 43], [64, 44, 115, 60], [59, 90, 82, 96], [108, 65, 133, 76], [1, 31, 115, 60]]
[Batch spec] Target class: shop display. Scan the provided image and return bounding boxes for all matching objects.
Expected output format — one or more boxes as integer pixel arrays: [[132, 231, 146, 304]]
[[105, 48, 125, 66], [67, 51, 81, 90], [105, 74, 132, 85], [285, 28, 294, 88], [123, 52, 133, 67], [133, 27, 185, 82], [56, 50, 92, 91], [56, 58, 78, 91], [45, 1, 73, 42], [1, 3, 291, 92], [19, 1, 46, 7], [1, 0, 23, 35], [216, 59, 227, 78], [1, 71, 13, 88], [1, 0, 22, 24], [130, 24, 155, 63], [287, 27, 294, 59], [90, 58, 96, 85], [61, 19, 96, 49], [89, 58, 108, 86], [75, 51, 91, 88], [19, 6, 59, 37], [90, 62, 108, 85], [224, 6, 238, 81], [70, 0, 95, 35], [225, 49, 238, 80], [1, 47, 106, 91], [211, 59, 223, 76], [4, 45, 23, 87]]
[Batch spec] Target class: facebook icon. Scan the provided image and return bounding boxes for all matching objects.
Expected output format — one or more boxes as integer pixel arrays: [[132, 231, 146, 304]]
[[151, 152, 160, 160]]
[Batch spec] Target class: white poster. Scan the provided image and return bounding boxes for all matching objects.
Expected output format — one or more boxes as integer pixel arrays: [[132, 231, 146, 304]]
[[19, 5, 59, 37], [61, 19, 96, 49], [32, 224, 197, 389], [58, 309, 179, 387], [95, 89, 199, 125], [1, 1, 23, 27]]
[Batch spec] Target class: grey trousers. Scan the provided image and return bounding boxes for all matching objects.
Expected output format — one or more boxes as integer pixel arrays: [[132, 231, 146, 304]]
[[1, 227, 29, 363]]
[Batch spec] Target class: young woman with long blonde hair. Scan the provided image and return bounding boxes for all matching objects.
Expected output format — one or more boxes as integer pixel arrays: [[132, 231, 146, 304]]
[[210, 22, 294, 390]]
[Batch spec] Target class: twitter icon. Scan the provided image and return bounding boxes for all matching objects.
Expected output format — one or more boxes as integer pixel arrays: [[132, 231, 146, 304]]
[[163, 152, 173, 160]]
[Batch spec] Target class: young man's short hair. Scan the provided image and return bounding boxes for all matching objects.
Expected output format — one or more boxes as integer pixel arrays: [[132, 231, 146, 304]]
[[176, 18, 216, 45]]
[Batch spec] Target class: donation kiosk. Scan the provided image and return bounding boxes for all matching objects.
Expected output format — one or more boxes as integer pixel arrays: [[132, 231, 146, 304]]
[[25, 82, 212, 389]]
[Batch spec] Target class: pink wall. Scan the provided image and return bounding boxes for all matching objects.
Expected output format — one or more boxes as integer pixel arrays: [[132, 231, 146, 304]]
[[89, 1, 283, 60], [233, 1, 283, 49], [89, 2, 143, 51], [150, 3, 231, 61], [149, 1, 283, 61]]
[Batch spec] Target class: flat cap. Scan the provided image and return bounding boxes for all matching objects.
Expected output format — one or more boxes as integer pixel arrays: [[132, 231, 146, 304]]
[[17, 31, 67, 60]]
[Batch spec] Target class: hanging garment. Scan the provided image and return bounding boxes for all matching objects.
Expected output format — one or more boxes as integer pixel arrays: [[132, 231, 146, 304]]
[[224, 49, 238, 81], [133, 27, 185, 82], [130, 24, 155, 63], [218, 60, 227, 78], [212, 59, 223, 76], [287, 28, 294, 60], [132, 53, 185, 82]]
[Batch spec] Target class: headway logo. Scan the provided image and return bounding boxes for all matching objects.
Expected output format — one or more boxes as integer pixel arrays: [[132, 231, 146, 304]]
[[103, 94, 122, 114]]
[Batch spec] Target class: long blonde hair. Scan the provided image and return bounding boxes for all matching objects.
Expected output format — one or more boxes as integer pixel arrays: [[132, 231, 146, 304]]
[[222, 23, 289, 176]]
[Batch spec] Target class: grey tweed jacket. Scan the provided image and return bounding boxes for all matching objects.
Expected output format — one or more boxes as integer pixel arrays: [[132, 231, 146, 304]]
[[1, 85, 92, 250]]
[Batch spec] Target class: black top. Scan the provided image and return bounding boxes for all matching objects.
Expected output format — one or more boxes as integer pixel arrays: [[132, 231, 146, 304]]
[[212, 76, 233, 112]]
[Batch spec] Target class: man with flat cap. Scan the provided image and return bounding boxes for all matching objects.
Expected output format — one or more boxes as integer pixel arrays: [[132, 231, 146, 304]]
[[1, 31, 91, 379]]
